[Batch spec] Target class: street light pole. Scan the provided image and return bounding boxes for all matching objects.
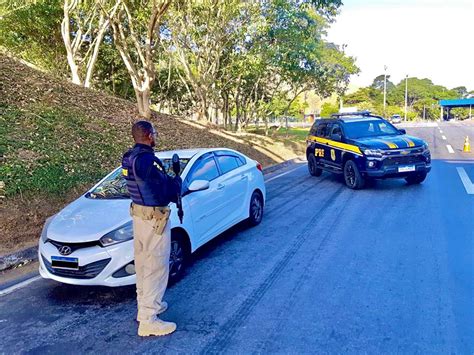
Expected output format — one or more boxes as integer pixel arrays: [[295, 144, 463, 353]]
[[383, 65, 387, 117], [404, 74, 408, 121]]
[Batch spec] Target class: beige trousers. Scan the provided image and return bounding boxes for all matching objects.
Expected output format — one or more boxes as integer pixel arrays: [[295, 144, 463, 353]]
[[131, 204, 171, 323]]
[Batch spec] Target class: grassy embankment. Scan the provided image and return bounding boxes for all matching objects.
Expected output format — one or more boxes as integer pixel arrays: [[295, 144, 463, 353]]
[[246, 127, 310, 144], [0, 55, 305, 255]]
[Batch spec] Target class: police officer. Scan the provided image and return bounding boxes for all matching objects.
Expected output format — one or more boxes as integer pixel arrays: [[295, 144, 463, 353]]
[[122, 121, 182, 337]]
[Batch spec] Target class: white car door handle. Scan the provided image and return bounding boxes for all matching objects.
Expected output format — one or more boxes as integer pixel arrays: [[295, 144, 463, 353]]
[[240, 175, 248, 180], [217, 183, 225, 190]]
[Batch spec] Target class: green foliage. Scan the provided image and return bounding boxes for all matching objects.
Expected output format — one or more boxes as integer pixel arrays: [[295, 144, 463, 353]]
[[371, 74, 394, 92], [344, 87, 382, 105], [320, 102, 339, 117], [343, 74, 470, 120], [450, 107, 471, 120], [0, 0, 66, 74], [0, 104, 129, 196]]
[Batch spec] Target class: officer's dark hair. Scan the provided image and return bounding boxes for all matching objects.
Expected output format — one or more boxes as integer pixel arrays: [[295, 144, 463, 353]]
[[132, 120, 154, 142]]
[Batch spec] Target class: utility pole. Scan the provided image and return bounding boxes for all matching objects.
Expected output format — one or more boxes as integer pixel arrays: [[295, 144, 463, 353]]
[[383, 65, 387, 117], [404, 75, 408, 121]]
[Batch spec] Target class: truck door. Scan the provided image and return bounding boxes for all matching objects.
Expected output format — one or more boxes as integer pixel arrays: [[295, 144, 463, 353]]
[[326, 123, 344, 170]]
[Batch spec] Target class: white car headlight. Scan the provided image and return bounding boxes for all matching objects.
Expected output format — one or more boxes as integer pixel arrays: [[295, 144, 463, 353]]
[[100, 222, 133, 247], [363, 149, 384, 157], [40, 215, 56, 243]]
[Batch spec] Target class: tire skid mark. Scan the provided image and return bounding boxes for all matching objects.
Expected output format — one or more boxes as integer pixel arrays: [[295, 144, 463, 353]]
[[265, 172, 315, 203], [265, 173, 336, 210], [259, 175, 332, 223], [254, 190, 356, 353], [200, 186, 346, 354]]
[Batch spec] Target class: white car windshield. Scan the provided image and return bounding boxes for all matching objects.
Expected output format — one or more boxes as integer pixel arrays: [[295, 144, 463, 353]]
[[87, 158, 189, 199]]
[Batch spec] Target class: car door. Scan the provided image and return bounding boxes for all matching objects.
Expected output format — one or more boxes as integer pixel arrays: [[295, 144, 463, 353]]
[[214, 151, 249, 225], [184, 153, 227, 245]]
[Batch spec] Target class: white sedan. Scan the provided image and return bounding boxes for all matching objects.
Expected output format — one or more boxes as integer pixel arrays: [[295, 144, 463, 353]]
[[38, 148, 266, 287]]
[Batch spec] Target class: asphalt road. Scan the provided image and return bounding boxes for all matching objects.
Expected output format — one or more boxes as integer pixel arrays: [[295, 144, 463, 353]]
[[1, 121, 473, 354]]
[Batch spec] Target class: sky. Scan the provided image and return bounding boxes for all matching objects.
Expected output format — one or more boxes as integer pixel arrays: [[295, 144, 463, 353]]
[[326, 0, 474, 92]]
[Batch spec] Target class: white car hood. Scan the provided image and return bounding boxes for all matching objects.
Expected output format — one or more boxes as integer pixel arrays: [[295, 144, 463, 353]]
[[47, 196, 131, 243]]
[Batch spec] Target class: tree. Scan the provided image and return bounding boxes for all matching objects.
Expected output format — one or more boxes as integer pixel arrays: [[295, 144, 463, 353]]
[[371, 74, 394, 92], [320, 102, 338, 116], [167, 0, 251, 122], [452, 86, 468, 98], [344, 87, 382, 105], [61, 0, 120, 87], [103, 0, 172, 118]]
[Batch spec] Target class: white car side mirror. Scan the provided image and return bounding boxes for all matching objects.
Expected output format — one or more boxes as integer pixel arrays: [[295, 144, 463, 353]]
[[188, 180, 210, 192]]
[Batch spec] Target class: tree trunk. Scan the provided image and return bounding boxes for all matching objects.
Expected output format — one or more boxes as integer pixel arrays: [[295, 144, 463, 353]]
[[68, 60, 82, 85], [223, 93, 229, 129], [234, 97, 240, 131], [84, 14, 109, 88], [61, 2, 83, 86], [198, 96, 209, 122], [134, 88, 151, 119]]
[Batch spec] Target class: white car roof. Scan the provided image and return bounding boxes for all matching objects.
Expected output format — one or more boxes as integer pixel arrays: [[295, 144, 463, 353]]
[[155, 148, 242, 160]]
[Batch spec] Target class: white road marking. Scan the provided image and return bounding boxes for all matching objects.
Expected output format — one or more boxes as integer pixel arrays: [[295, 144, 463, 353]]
[[265, 165, 305, 183], [440, 130, 443, 133], [442, 135, 447, 140], [456, 167, 474, 194], [0, 275, 41, 297], [446, 160, 474, 164], [446, 145, 455, 154]]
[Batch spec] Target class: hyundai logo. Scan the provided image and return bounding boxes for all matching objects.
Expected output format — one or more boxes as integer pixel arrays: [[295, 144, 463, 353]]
[[58, 245, 72, 256]]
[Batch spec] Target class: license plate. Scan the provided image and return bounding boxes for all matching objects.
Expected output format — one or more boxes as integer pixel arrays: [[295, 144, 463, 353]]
[[51, 256, 79, 270], [398, 165, 416, 173]]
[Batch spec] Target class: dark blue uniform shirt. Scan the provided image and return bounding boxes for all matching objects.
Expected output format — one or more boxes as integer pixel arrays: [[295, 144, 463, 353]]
[[122, 143, 182, 207]]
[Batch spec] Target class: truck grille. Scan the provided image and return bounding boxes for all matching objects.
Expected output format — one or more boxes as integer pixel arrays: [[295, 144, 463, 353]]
[[383, 155, 424, 167], [41, 255, 111, 279]]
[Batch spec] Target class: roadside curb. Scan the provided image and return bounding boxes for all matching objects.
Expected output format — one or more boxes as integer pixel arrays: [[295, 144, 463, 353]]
[[0, 156, 306, 272], [262, 156, 306, 175], [0, 246, 38, 272]]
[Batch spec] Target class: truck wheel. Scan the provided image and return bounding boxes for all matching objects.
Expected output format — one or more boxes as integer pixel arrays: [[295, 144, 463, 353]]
[[344, 160, 365, 189], [405, 172, 427, 184], [308, 154, 322, 177]]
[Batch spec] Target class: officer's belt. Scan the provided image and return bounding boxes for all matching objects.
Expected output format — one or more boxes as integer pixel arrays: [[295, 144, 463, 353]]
[[130, 203, 170, 235]]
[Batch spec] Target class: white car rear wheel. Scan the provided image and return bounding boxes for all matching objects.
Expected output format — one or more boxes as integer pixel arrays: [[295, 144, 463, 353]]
[[248, 191, 264, 226]]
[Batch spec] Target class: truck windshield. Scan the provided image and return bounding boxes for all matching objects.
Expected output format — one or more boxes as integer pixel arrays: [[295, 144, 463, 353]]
[[344, 120, 400, 139], [87, 158, 189, 199]]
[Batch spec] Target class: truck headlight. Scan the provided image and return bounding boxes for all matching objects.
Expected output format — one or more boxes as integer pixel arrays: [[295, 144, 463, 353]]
[[422, 143, 430, 155], [363, 149, 383, 157], [40, 215, 56, 243], [100, 222, 133, 247]]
